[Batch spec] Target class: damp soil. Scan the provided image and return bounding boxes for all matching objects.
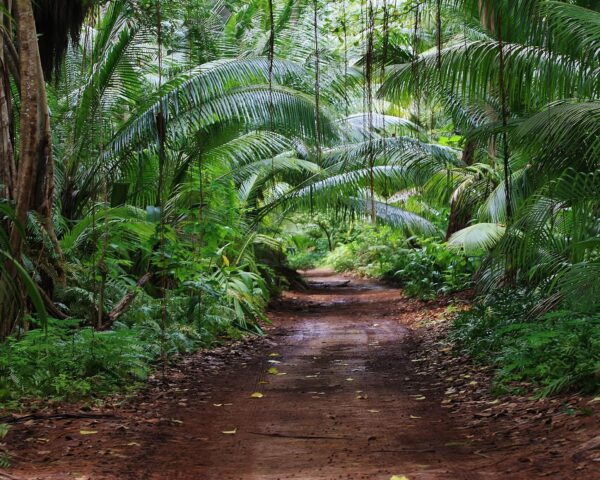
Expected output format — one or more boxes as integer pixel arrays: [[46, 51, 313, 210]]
[[4, 270, 599, 479]]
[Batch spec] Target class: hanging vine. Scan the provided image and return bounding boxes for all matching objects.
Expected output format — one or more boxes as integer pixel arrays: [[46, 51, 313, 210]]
[[342, 0, 350, 117], [313, 0, 322, 157], [380, 1, 391, 212], [90, 4, 110, 331]]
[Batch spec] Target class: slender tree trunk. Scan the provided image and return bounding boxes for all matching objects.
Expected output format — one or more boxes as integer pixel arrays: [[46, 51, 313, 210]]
[[0, 72, 14, 200], [497, 13, 512, 221], [445, 141, 475, 240]]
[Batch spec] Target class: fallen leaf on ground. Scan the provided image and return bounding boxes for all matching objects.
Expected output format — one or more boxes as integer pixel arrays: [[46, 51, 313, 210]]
[[250, 392, 264, 398], [390, 476, 410, 480], [346, 378, 354, 382], [79, 430, 98, 435], [269, 353, 280, 357], [410, 415, 421, 419], [222, 429, 237, 435], [267, 367, 279, 375], [368, 409, 380, 413], [356, 394, 368, 400]]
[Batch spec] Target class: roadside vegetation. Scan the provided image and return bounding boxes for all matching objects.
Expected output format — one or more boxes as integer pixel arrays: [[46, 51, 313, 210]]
[[0, 0, 599, 425]]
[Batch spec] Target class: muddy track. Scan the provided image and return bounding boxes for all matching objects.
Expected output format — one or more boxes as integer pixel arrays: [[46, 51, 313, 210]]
[[6, 271, 593, 479]]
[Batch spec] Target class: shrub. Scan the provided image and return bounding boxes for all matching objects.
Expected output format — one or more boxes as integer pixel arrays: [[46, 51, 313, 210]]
[[387, 238, 476, 299], [451, 290, 600, 396], [287, 248, 327, 270], [0, 320, 152, 404], [0, 262, 272, 407], [324, 230, 476, 298]]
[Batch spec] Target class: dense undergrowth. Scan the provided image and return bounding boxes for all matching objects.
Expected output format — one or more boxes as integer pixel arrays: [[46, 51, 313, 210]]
[[451, 292, 600, 396], [0, 201, 277, 407], [0, 298, 268, 408]]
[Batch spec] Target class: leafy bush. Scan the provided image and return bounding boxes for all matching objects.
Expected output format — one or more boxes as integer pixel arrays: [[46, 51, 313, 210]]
[[451, 290, 600, 396], [324, 224, 404, 276], [0, 263, 272, 407], [0, 320, 152, 404], [0, 423, 9, 467], [323, 227, 476, 298], [287, 248, 328, 270], [387, 238, 475, 299]]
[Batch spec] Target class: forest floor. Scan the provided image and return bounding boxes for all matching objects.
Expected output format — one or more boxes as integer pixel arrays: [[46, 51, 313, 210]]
[[3, 270, 600, 479]]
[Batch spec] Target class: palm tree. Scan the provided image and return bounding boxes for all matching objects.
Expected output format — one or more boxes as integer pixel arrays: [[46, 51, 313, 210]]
[[381, 0, 600, 312]]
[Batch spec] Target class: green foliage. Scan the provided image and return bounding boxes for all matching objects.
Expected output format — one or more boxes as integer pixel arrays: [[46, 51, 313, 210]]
[[323, 225, 476, 299], [287, 249, 327, 270], [0, 320, 151, 403], [284, 213, 349, 270], [0, 279, 267, 406], [451, 291, 600, 396], [389, 238, 476, 299], [0, 423, 9, 468]]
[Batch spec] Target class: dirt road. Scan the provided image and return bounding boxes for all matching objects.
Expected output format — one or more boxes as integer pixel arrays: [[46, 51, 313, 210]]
[[6, 270, 597, 479]]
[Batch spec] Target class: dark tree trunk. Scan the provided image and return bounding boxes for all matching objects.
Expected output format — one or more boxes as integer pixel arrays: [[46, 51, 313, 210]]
[[445, 141, 476, 241], [0, 0, 62, 339]]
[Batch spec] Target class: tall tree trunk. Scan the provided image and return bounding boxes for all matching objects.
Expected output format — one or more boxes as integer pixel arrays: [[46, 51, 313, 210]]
[[11, 0, 53, 255], [0, 3, 15, 201], [0, 1, 15, 340], [0, 0, 59, 339]]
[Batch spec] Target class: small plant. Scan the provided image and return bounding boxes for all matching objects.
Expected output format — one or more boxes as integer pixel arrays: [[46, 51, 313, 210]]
[[0, 423, 10, 468], [0, 321, 152, 403], [451, 290, 600, 396], [389, 238, 475, 299], [322, 230, 476, 298]]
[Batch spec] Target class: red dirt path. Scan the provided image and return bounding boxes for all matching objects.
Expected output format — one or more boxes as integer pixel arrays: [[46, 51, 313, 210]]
[[4, 270, 599, 479]]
